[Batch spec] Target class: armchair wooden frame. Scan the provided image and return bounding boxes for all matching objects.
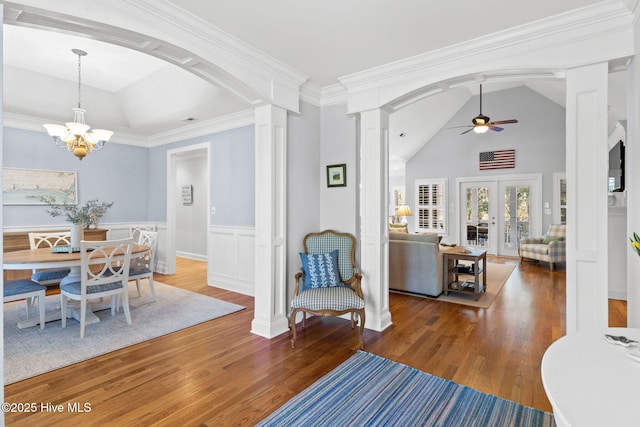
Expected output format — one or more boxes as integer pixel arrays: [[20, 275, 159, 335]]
[[290, 230, 365, 349]]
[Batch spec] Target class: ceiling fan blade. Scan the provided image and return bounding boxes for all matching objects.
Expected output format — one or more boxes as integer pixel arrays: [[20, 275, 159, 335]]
[[460, 128, 474, 135], [447, 125, 473, 129], [490, 119, 518, 125], [490, 126, 504, 132]]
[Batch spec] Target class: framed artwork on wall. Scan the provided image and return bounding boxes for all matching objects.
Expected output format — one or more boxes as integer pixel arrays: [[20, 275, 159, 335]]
[[181, 185, 193, 204], [2, 167, 77, 205], [326, 164, 347, 187]]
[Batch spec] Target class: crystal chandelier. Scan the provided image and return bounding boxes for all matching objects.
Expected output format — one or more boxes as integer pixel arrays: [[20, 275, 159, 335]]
[[43, 49, 113, 160]]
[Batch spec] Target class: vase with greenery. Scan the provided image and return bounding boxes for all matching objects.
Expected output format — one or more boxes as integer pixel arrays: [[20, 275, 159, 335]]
[[40, 196, 114, 250]]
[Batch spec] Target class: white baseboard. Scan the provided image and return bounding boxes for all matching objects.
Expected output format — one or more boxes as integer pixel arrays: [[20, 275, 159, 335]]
[[208, 279, 254, 296], [176, 251, 207, 261], [609, 290, 627, 301]]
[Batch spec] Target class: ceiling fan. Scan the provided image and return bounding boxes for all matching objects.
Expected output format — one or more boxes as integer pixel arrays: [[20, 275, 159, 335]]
[[449, 84, 518, 135]]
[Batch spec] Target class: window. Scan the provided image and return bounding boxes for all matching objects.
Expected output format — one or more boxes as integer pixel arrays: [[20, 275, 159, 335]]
[[553, 172, 566, 225], [415, 178, 447, 234]]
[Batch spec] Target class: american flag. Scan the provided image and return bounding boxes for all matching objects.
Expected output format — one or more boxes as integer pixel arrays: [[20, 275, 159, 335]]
[[479, 150, 515, 170]]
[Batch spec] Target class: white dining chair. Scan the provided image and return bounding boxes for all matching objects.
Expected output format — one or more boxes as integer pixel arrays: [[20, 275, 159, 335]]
[[128, 224, 157, 244], [28, 231, 72, 286], [4, 279, 47, 329], [128, 230, 158, 301], [60, 237, 134, 338]]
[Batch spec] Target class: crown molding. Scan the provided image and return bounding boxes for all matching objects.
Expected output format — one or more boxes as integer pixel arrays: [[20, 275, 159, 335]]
[[338, 1, 634, 92], [320, 84, 348, 107], [4, 109, 255, 148], [3, 0, 308, 113], [147, 109, 254, 147], [124, 0, 309, 92], [299, 82, 322, 107]]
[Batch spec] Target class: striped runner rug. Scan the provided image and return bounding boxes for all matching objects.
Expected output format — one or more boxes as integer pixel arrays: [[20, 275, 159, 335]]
[[257, 351, 555, 426]]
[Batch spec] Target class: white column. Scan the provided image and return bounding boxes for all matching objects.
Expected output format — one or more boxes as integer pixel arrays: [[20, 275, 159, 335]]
[[251, 104, 289, 338], [359, 109, 393, 331], [627, 36, 640, 327], [0, 7, 5, 421], [565, 63, 609, 333]]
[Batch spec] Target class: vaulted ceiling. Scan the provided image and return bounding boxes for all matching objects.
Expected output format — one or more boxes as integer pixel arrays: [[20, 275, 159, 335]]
[[1, 0, 629, 161]]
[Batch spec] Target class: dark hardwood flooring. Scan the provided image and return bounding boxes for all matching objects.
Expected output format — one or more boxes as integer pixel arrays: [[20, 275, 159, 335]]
[[3, 256, 626, 426]]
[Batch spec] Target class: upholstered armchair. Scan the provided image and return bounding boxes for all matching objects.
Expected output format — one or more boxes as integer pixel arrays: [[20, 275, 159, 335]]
[[519, 224, 566, 271], [290, 230, 365, 349]]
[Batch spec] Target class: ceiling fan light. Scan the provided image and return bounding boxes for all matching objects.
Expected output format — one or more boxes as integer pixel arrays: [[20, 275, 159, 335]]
[[474, 125, 489, 134]]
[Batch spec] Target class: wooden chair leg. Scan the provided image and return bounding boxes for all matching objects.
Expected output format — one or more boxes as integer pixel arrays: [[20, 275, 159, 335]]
[[358, 310, 366, 350]]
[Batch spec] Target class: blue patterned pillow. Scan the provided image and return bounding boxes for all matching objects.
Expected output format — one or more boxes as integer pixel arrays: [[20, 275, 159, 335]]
[[300, 250, 341, 289]]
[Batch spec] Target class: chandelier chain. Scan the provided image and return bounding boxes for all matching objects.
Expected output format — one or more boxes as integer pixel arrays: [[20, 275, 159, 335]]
[[77, 52, 82, 109]]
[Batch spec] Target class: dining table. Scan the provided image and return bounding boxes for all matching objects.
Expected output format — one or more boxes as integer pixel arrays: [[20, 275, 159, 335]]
[[3, 243, 150, 328]]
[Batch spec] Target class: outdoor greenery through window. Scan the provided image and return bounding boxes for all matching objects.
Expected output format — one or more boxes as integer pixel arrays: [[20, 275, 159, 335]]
[[503, 185, 530, 249]]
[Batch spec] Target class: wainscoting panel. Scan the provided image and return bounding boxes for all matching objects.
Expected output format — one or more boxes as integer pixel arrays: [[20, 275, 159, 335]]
[[209, 226, 255, 296]]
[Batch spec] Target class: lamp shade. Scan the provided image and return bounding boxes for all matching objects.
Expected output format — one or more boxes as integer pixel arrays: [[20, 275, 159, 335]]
[[396, 205, 413, 217], [90, 129, 114, 143], [43, 124, 68, 138], [66, 122, 90, 136]]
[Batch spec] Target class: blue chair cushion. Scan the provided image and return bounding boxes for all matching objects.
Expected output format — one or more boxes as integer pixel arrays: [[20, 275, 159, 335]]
[[129, 267, 152, 276], [61, 281, 124, 295], [300, 250, 340, 290], [32, 268, 71, 282], [291, 286, 364, 311], [4, 280, 46, 297]]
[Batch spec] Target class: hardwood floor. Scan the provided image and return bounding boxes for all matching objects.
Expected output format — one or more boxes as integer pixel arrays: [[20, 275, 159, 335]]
[[4, 256, 626, 425]]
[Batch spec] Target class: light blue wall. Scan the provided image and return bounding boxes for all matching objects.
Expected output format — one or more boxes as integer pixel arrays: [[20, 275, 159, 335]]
[[406, 86, 566, 242], [320, 103, 359, 234], [4, 124, 255, 228], [211, 126, 254, 226], [148, 125, 255, 226], [3, 127, 149, 226], [287, 101, 321, 296]]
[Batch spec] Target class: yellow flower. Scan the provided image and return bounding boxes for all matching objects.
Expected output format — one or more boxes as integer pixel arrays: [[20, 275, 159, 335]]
[[631, 233, 640, 256]]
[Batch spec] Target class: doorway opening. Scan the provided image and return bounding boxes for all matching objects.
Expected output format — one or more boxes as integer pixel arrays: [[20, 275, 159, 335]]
[[458, 174, 541, 256], [166, 143, 211, 274]]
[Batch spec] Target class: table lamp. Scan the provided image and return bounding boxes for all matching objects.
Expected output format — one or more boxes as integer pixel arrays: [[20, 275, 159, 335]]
[[395, 204, 413, 224]]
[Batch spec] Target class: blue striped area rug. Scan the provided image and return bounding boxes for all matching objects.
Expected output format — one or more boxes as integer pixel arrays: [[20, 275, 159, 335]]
[[257, 351, 555, 426]]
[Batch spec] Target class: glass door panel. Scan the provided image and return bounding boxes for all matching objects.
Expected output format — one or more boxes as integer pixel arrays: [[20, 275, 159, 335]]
[[502, 185, 530, 256], [460, 181, 496, 254], [498, 178, 540, 257]]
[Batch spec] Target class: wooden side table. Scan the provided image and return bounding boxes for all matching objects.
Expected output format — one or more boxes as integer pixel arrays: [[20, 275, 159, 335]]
[[442, 247, 487, 300]]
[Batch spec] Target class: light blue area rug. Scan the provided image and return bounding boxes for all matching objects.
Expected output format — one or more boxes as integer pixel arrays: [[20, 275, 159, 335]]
[[258, 351, 556, 427], [4, 281, 244, 384]]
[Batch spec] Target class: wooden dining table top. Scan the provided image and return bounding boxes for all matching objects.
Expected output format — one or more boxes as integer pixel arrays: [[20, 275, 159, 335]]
[[3, 244, 149, 269]]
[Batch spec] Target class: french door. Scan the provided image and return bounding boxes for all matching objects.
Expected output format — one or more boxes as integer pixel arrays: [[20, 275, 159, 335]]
[[459, 175, 541, 256], [460, 181, 497, 254], [498, 179, 539, 257]]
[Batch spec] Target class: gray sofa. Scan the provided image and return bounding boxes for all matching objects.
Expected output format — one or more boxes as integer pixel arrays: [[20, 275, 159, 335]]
[[389, 232, 443, 297]]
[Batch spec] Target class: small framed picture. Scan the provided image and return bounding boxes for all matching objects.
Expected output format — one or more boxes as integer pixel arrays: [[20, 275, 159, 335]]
[[326, 164, 347, 187], [181, 185, 193, 204]]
